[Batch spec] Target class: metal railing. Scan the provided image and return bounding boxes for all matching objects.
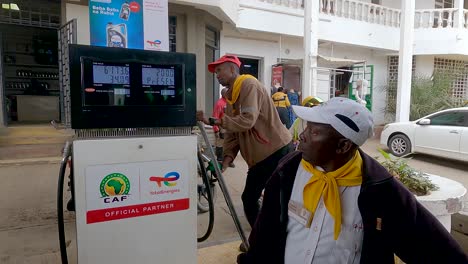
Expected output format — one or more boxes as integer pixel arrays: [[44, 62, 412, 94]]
[[58, 19, 77, 128]]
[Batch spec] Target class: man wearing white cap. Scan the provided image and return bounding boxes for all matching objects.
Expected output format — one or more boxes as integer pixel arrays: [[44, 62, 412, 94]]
[[237, 97, 467, 264]]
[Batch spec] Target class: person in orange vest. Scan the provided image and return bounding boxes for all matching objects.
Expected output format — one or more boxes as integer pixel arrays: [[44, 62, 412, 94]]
[[271, 87, 291, 128]]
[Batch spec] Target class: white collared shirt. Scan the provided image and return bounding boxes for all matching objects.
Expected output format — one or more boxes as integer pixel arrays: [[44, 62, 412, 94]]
[[284, 164, 363, 264]]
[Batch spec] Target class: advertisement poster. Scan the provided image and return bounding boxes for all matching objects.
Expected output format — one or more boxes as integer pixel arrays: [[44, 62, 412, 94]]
[[143, 0, 169, 51], [89, 0, 169, 51], [85, 159, 189, 224], [272, 65, 283, 88]]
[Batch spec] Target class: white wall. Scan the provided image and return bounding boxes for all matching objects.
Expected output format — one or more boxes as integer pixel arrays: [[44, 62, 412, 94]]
[[221, 25, 388, 124], [382, 0, 401, 9], [414, 29, 468, 55], [416, 0, 436, 9], [65, 3, 90, 45], [318, 16, 400, 51], [221, 24, 303, 90], [415, 55, 435, 77], [170, 0, 239, 23], [236, 5, 303, 37]]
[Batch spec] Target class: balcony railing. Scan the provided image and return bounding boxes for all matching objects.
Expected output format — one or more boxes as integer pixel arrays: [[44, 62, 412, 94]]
[[257, 0, 303, 9], [415, 8, 458, 28], [319, 0, 401, 27], [250, 0, 468, 30]]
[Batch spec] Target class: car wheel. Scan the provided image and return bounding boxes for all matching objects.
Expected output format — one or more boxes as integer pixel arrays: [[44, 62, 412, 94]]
[[388, 134, 411, 157]]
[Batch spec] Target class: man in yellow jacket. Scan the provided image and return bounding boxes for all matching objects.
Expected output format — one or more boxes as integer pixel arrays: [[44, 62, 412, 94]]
[[271, 87, 291, 128], [197, 55, 292, 235], [289, 96, 323, 149]]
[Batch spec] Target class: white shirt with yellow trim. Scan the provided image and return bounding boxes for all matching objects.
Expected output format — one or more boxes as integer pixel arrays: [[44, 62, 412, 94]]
[[284, 164, 363, 264]]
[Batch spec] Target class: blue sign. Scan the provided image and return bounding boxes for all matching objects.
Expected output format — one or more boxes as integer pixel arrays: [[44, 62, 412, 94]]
[[89, 0, 144, 49]]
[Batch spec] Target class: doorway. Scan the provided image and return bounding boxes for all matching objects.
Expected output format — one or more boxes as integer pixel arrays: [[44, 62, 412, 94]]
[[1, 24, 60, 125], [0, 0, 61, 126], [238, 57, 260, 80]]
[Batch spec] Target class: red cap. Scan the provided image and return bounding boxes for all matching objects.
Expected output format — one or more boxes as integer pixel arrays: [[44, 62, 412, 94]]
[[208, 55, 241, 73]]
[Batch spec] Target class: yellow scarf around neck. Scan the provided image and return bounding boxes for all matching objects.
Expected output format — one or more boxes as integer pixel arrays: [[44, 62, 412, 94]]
[[302, 151, 363, 240], [226, 74, 255, 105]]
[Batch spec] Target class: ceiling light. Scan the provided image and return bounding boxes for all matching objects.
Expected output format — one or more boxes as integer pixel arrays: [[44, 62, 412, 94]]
[[10, 3, 19, 10]]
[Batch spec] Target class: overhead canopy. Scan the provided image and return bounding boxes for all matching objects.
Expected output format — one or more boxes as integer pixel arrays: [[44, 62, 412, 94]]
[[317, 55, 366, 68]]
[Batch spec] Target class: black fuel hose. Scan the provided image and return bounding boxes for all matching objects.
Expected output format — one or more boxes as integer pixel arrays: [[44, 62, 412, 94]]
[[197, 151, 215, 242], [57, 141, 71, 264]]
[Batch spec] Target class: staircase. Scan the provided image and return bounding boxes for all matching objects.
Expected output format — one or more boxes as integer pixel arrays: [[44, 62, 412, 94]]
[[0, 125, 73, 160]]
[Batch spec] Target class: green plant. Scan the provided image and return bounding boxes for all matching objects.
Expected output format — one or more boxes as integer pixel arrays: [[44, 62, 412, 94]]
[[382, 71, 462, 121], [376, 149, 438, 196]]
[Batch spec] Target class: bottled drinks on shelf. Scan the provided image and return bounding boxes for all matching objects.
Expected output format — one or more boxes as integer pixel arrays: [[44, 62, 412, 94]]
[[15, 70, 58, 78]]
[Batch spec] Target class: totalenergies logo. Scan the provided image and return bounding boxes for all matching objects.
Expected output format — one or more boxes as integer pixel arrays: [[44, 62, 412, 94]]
[[150, 171, 180, 187], [147, 39, 161, 47], [100, 173, 130, 203]]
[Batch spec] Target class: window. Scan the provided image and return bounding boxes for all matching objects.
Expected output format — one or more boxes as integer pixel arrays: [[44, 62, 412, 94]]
[[429, 111, 466, 126], [434, 57, 468, 104], [371, 0, 381, 4], [169, 16, 176, 52], [435, 0, 454, 8]]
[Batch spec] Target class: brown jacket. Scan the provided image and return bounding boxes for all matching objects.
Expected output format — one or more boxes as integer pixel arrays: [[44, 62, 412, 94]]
[[221, 77, 291, 168]]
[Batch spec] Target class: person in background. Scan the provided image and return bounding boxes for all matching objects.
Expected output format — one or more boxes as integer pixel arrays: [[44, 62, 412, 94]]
[[355, 78, 368, 106], [212, 88, 228, 161], [197, 55, 292, 248], [289, 96, 323, 149], [287, 89, 299, 127], [272, 87, 291, 128], [237, 97, 468, 264]]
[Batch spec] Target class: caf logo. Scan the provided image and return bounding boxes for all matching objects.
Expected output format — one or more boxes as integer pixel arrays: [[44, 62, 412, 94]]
[[100, 173, 130, 203]]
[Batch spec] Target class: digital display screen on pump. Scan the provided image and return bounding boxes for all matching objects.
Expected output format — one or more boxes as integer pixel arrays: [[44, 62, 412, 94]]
[[82, 60, 183, 106], [141, 64, 183, 106], [84, 62, 131, 106], [69, 44, 196, 129]]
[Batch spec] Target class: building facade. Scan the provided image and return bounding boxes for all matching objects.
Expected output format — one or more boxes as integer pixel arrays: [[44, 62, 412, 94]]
[[1, 0, 468, 128]]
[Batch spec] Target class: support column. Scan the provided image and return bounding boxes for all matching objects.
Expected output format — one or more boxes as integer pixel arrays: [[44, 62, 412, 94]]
[[186, 12, 205, 111], [455, 0, 465, 29], [396, 0, 415, 122], [303, 0, 319, 98]]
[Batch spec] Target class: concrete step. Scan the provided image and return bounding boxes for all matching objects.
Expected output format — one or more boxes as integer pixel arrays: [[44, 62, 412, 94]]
[[0, 143, 64, 160], [0, 125, 71, 159], [0, 125, 72, 146]]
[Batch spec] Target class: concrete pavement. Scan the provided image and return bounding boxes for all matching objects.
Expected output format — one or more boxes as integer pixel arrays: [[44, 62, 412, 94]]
[[196, 138, 468, 263], [0, 146, 250, 263], [0, 138, 467, 263]]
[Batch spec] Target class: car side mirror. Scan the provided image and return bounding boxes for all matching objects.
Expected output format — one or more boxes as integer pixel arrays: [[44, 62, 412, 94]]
[[418, 118, 431, 125]]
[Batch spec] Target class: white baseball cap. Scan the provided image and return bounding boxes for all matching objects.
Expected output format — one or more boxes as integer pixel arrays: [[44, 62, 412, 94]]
[[292, 97, 374, 146]]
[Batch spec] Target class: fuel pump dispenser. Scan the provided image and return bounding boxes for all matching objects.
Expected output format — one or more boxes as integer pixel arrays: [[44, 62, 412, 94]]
[[56, 44, 248, 264]]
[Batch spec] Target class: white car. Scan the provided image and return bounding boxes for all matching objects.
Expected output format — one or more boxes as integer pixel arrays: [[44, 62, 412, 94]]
[[380, 107, 468, 162]]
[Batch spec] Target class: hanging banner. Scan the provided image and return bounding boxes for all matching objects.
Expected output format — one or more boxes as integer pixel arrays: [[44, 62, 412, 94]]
[[89, 0, 168, 51], [143, 0, 169, 51], [272, 65, 283, 88]]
